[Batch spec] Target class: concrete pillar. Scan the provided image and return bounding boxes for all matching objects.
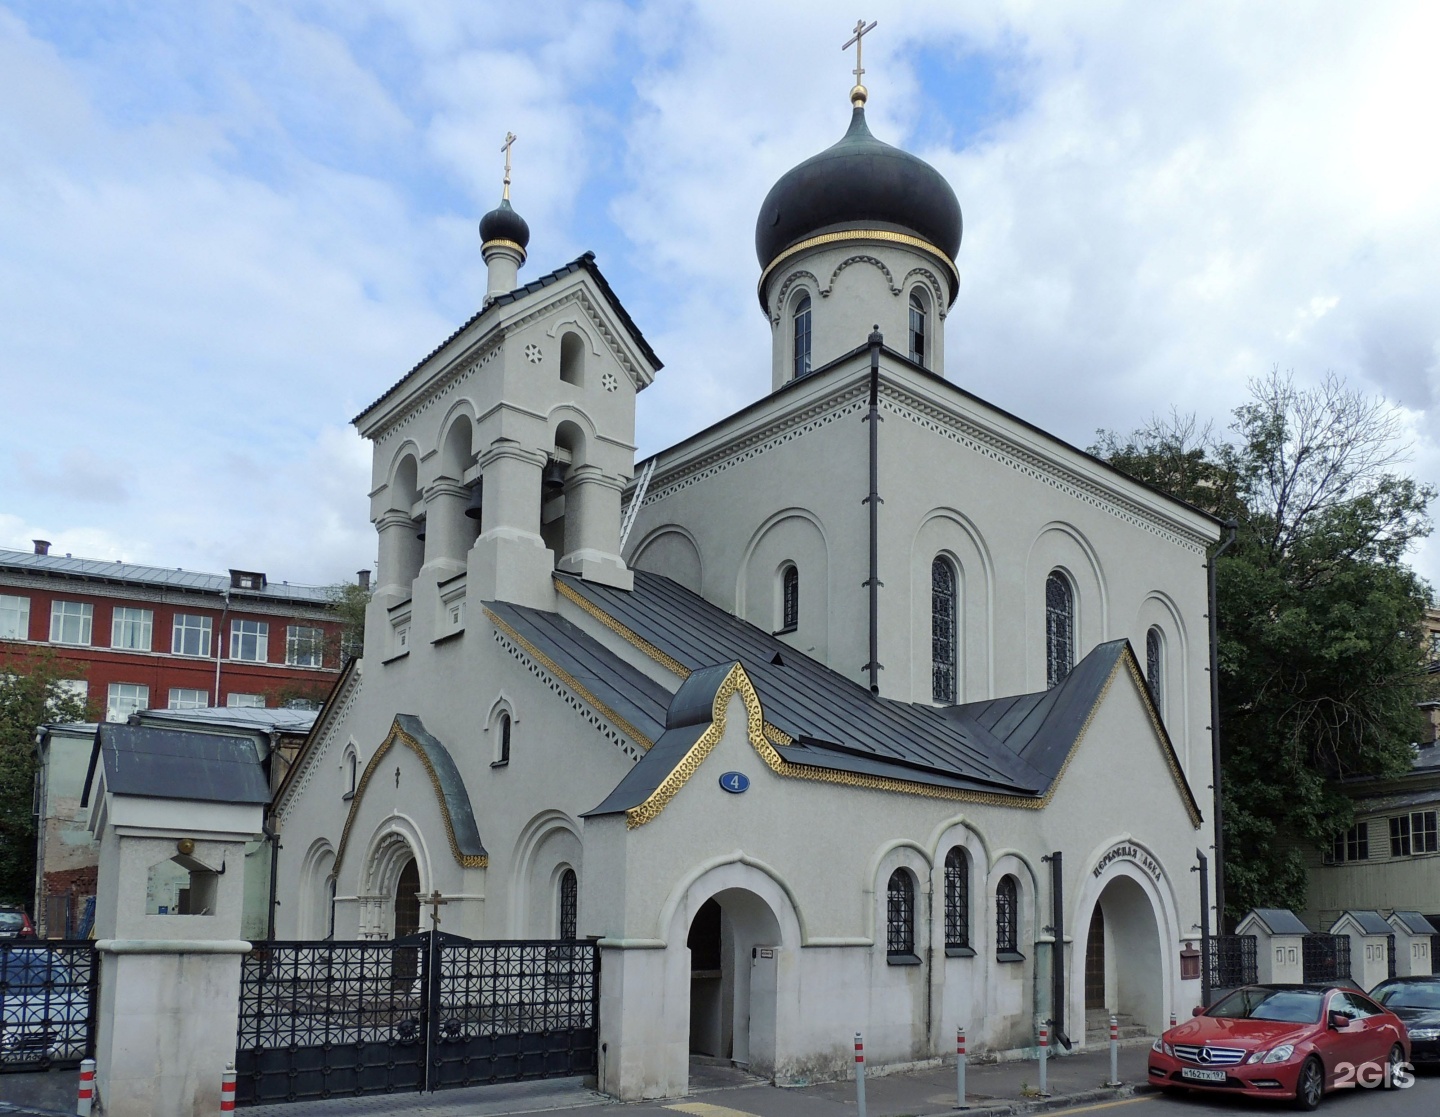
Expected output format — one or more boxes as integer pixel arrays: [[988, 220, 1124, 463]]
[[471, 441, 554, 610], [483, 241, 524, 302], [421, 480, 471, 578], [1387, 913, 1436, 977], [374, 509, 422, 599], [557, 465, 633, 590], [1235, 912, 1305, 984]]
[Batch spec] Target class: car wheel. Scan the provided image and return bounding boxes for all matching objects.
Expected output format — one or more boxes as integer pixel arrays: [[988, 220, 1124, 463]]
[[1384, 1044, 1405, 1090], [1293, 1056, 1323, 1111]]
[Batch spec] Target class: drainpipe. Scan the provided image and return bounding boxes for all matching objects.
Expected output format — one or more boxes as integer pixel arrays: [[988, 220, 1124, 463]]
[[1208, 520, 1238, 930], [1196, 849, 1211, 1007], [1042, 851, 1071, 1049], [862, 327, 884, 694], [213, 589, 231, 707], [264, 728, 281, 941]]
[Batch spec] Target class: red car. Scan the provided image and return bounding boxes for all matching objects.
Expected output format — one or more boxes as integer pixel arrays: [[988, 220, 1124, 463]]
[[1148, 984, 1409, 1109]]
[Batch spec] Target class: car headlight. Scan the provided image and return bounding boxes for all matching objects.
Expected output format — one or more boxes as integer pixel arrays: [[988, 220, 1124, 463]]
[[1151, 1038, 1174, 1056], [1409, 1028, 1440, 1040]]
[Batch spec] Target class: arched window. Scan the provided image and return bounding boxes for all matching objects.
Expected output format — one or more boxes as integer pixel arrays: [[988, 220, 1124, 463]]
[[557, 868, 578, 940], [497, 712, 512, 766], [779, 564, 799, 633], [345, 750, 357, 797], [792, 295, 812, 380], [932, 556, 958, 703], [326, 876, 337, 940], [886, 869, 916, 960], [908, 290, 927, 366], [944, 847, 970, 952], [996, 875, 1021, 959], [1045, 572, 1074, 689], [559, 331, 585, 386], [1146, 627, 1164, 714]]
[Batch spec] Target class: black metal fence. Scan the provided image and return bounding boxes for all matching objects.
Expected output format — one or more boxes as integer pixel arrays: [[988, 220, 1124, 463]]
[[1206, 934, 1258, 989], [1302, 933, 1352, 982], [235, 932, 599, 1106], [0, 941, 97, 1072]]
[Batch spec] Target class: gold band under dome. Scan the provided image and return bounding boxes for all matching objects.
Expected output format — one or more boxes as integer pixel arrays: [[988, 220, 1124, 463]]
[[757, 228, 960, 305], [481, 238, 527, 263]]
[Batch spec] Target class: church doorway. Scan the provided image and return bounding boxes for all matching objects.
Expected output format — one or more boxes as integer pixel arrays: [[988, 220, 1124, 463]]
[[685, 888, 781, 1073], [392, 857, 421, 987], [1082, 876, 1163, 1041]]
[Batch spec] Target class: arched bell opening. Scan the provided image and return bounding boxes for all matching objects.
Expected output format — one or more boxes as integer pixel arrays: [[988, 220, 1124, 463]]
[[541, 422, 585, 563]]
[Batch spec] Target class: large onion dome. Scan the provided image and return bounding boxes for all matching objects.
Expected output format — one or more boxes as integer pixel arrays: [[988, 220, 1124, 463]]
[[755, 106, 961, 277], [479, 197, 530, 252]]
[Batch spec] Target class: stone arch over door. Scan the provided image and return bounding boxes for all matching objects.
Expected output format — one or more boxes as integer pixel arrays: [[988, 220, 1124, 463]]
[[358, 815, 431, 940], [1068, 840, 1178, 1044]]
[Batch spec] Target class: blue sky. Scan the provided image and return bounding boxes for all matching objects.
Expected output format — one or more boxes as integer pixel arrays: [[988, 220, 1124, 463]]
[[3, 2, 1439, 589]]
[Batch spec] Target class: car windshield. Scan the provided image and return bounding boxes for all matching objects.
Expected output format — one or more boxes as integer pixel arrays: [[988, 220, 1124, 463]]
[[0, 912, 24, 931], [1372, 981, 1440, 1010], [1207, 988, 1323, 1024]]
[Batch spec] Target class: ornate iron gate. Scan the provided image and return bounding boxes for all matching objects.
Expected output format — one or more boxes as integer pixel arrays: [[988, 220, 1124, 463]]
[[1205, 934, 1258, 989], [1302, 933, 1351, 982], [0, 941, 97, 1072], [235, 932, 598, 1105]]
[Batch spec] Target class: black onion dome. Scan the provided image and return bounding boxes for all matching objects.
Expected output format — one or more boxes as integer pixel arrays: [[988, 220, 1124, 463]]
[[479, 197, 530, 250], [755, 107, 961, 272]]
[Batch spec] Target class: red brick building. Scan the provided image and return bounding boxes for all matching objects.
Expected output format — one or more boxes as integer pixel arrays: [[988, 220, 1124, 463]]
[[0, 542, 349, 717]]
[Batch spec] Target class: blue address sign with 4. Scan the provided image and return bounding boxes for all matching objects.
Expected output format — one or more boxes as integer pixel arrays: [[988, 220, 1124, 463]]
[[719, 772, 750, 794]]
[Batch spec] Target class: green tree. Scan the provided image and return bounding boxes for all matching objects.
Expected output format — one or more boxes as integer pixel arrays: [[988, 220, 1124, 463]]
[[0, 650, 94, 906], [1094, 371, 1436, 923], [326, 580, 371, 663]]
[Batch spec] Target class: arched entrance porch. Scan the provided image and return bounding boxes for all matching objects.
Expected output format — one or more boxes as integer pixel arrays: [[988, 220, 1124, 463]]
[[686, 887, 782, 1071], [1079, 874, 1165, 1041]]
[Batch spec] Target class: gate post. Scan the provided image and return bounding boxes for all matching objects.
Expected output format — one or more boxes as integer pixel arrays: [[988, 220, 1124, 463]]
[[83, 724, 266, 1117]]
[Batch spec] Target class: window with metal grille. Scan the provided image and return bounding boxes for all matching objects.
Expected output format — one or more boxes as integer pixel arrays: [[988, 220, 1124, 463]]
[[558, 868, 578, 940], [780, 564, 799, 632], [996, 875, 1020, 957], [908, 290, 927, 366], [886, 870, 915, 959], [1045, 572, 1074, 688], [932, 557, 957, 703], [944, 847, 970, 951], [792, 295, 812, 379], [1145, 626, 1163, 713]]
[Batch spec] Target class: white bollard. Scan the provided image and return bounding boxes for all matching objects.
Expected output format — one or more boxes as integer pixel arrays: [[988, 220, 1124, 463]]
[[1038, 1021, 1049, 1095], [1107, 1013, 1121, 1087], [1170, 1012, 1177, 1029], [955, 1026, 968, 1109], [76, 1058, 95, 1117], [221, 1063, 237, 1114], [855, 1031, 867, 1117]]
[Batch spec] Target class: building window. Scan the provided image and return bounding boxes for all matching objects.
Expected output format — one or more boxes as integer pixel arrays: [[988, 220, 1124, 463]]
[[779, 564, 799, 633], [53, 679, 88, 706], [996, 875, 1021, 959], [172, 614, 212, 657], [495, 712, 511, 766], [227, 693, 265, 708], [50, 601, 93, 646], [1045, 572, 1074, 688], [886, 869, 916, 961], [229, 619, 269, 662], [106, 682, 149, 722], [168, 688, 208, 710], [111, 607, 153, 651], [944, 847, 970, 952], [0, 594, 30, 640], [908, 290, 927, 366], [1145, 627, 1164, 713], [792, 294, 812, 379], [286, 625, 324, 667], [932, 557, 958, 703], [1331, 823, 1370, 863], [558, 868, 578, 940], [346, 751, 358, 797], [1394, 811, 1438, 857]]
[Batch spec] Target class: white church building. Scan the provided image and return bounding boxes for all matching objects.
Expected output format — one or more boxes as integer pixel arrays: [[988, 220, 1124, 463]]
[[273, 69, 1223, 1100]]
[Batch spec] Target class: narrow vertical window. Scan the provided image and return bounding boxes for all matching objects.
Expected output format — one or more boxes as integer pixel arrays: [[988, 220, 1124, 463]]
[[886, 870, 915, 960], [996, 875, 1021, 958], [558, 868, 578, 940], [1045, 572, 1074, 689], [944, 847, 970, 951], [498, 712, 512, 765], [1145, 627, 1163, 714], [792, 294, 812, 379], [908, 290, 927, 366], [932, 557, 957, 703], [780, 564, 799, 632], [346, 751, 357, 796]]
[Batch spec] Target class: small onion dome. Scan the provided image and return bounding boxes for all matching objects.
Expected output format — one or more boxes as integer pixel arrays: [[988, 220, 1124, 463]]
[[479, 197, 530, 253], [755, 106, 961, 277]]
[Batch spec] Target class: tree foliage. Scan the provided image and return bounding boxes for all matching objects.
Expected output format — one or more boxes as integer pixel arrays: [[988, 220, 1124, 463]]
[[0, 651, 94, 907], [1094, 371, 1437, 923], [326, 581, 371, 663]]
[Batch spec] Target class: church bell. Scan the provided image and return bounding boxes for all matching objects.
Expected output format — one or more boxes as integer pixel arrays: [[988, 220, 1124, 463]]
[[542, 459, 568, 496], [414, 517, 426, 542], [463, 480, 484, 520]]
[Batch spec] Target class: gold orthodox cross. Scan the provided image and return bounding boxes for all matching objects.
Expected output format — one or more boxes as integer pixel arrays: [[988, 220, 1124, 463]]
[[501, 131, 518, 200], [424, 889, 448, 930], [843, 18, 878, 93]]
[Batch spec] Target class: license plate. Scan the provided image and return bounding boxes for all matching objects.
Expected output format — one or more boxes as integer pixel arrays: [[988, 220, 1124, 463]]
[[1180, 1068, 1227, 1083]]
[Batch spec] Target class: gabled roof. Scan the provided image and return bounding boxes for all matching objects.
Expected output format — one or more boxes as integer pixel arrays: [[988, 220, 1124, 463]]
[[82, 723, 270, 806], [1390, 911, 1438, 935], [1245, 908, 1312, 935], [0, 548, 332, 604], [354, 252, 662, 424], [1337, 909, 1394, 936]]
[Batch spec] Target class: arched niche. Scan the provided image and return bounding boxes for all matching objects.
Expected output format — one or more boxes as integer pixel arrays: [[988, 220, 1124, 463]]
[[1025, 523, 1108, 692], [737, 510, 829, 660], [630, 526, 703, 594], [909, 510, 994, 704]]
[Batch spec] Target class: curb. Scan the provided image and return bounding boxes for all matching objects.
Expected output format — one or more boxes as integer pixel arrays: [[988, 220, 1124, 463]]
[[961, 1083, 1155, 1115]]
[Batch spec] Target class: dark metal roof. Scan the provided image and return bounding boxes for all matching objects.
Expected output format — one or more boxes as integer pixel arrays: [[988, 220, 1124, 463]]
[[392, 714, 486, 860], [1391, 911, 1438, 935], [1341, 910, 1395, 936], [85, 723, 270, 806], [354, 252, 662, 425], [479, 197, 530, 250], [0, 548, 332, 604], [483, 600, 673, 747], [136, 707, 318, 736], [1248, 908, 1312, 935]]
